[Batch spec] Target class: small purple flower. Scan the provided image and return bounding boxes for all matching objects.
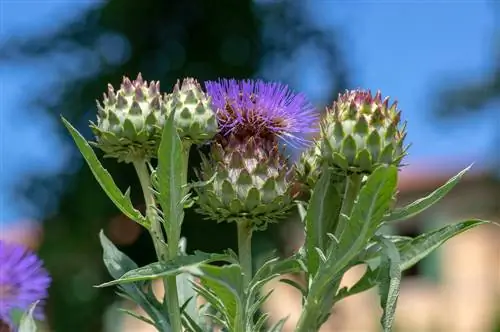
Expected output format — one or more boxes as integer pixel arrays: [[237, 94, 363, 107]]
[[0, 241, 51, 329], [205, 79, 318, 146]]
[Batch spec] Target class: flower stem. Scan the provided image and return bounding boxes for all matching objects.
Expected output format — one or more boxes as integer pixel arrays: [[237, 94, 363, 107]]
[[133, 160, 182, 332], [237, 220, 253, 289], [340, 173, 362, 216], [335, 173, 363, 238], [133, 160, 165, 260]]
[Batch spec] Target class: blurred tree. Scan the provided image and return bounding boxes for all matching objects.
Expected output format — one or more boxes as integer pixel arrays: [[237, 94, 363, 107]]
[[1, 1, 348, 331]]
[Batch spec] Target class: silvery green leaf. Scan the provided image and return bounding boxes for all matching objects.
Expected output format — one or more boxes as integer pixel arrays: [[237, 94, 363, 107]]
[[335, 219, 488, 302], [185, 263, 244, 332], [97, 251, 235, 287], [157, 110, 185, 234], [304, 167, 342, 276], [62, 117, 145, 224], [376, 236, 401, 332], [98, 231, 171, 331], [328, 165, 398, 277], [384, 165, 471, 223], [18, 301, 38, 332]]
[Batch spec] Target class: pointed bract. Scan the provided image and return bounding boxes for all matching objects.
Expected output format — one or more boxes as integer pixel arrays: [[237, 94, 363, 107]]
[[321, 89, 408, 174], [90, 74, 167, 163], [164, 77, 218, 144]]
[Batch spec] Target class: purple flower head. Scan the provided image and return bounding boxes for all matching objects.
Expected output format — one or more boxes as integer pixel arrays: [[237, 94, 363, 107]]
[[205, 79, 319, 146], [0, 241, 51, 329]]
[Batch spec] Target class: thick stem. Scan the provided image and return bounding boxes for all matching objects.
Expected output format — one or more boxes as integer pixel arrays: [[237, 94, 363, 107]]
[[133, 160, 165, 260], [237, 220, 253, 289], [335, 173, 363, 238], [133, 160, 182, 332], [340, 173, 362, 216]]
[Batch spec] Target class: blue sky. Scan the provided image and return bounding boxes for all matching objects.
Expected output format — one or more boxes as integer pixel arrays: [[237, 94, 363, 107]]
[[0, 1, 497, 224]]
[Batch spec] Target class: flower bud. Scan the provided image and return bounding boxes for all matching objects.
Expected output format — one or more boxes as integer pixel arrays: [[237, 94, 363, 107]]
[[321, 89, 407, 174], [195, 135, 295, 230], [164, 78, 218, 144], [90, 73, 166, 162]]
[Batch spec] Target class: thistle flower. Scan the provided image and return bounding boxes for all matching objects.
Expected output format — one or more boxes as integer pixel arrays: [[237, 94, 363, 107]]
[[0, 241, 51, 329], [196, 79, 316, 228], [204, 79, 318, 146], [90, 73, 167, 163], [164, 78, 218, 144], [321, 89, 407, 174]]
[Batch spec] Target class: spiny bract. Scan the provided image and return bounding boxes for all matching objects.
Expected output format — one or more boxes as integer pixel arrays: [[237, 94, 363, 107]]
[[321, 89, 408, 174], [164, 78, 218, 144], [195, 135, 295, 230], [90, 73, 166, 163]]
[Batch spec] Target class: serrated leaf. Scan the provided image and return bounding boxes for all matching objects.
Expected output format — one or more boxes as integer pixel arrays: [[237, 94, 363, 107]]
[[157, 110, 185, 233], [98, 231, 171, 331], [185, 264, 244, 331], [335, 219, 488, 302], [328, 165, 398, 276], [384, 165, 471, 223], [377, 236, 401, 332], [62, 117, 145, 224], [97, 252, 235, 287], [99, 230, 140, 281], [305, 167, 342, 276], [18, 301, 38, 332]]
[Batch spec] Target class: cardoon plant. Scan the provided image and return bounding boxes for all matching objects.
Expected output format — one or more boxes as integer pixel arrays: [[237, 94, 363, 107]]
[[58, 74, 490, 332]]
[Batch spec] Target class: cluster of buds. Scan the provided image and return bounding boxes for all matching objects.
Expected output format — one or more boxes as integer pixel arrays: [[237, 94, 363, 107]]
[[89, 76, 409, 226], [195, 79, 318, 229], [91, 74, 217, 162]]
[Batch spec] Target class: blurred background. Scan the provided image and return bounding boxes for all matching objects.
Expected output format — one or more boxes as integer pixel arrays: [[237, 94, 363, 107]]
[[0, 0, 499, 331]]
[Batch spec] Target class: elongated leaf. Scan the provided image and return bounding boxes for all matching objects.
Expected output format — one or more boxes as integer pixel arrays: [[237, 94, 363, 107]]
[[384, 165, 471, 223], [97, 252, 235, 287], [157, 111, 185, 233], [399, 219, 488, 270], [329, 166, 398, 276], [99, 231, 171, 330], [305, 167, 342, 276], [185, 264, 244, 331], [62, 118, 144, 224], [377, 236, 401, 332], [335, 219, 488, 302], [18, 301, 38, 332], [99, 230, 140, 281]]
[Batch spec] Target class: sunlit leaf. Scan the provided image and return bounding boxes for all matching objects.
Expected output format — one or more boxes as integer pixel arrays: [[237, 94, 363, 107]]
[[384, 165, 471, 223], [62, 117, 145, 224]]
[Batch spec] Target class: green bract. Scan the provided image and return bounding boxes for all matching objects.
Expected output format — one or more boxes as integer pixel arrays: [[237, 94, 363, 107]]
[[195, 136, 295, 229], [321, 89, 407, 174], [90, 73, 166, 163], [164, 78, 218, 144]]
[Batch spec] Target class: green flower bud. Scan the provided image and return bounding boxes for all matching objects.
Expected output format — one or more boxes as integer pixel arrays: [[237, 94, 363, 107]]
[[90, 73, 166, 163], [296, 143, 322, 190], [321, 89, 408, 174], [195, 136, 295, 230], [164, 78, 218, 144]]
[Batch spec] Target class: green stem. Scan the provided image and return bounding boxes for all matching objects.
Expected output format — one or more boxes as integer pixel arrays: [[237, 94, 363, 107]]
[[133, 160, 165, 260], [133, 160, 182, 332], [335, 173, 363, 238], [296, 174, 363, 332], [237, 220, 253, 289]]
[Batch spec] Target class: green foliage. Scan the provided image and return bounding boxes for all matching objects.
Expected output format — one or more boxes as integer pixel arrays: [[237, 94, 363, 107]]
[[62, 117, 145, 225], [384, 165, 472, 223], [18, 302, 39, 332]]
